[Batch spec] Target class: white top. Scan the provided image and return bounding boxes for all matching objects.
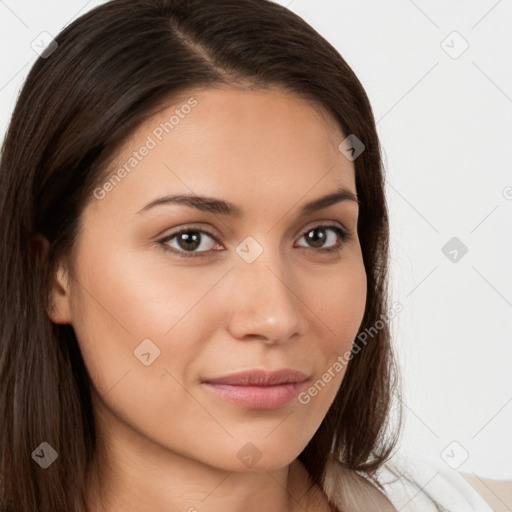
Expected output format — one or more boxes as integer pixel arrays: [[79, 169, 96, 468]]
[[376, 452, 494, 511]]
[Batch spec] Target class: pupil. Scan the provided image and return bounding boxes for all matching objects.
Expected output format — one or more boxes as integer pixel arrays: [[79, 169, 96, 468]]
[[307, 228, 326, 248], [178, 231, 201, 251]]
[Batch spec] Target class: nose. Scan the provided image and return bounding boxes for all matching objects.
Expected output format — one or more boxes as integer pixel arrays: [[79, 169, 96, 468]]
[[226, 255, 309, 344]]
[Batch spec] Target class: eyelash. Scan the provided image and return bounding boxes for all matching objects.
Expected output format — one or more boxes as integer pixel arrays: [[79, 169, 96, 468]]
[[158, 224, 353, 260]]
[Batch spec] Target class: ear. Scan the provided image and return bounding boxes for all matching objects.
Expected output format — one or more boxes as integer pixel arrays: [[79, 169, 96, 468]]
[[32, 234, 73, 324], [47, 263, 73, 324]]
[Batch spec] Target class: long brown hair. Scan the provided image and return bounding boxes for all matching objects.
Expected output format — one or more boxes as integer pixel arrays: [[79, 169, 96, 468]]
[[0, 1, 401, 510]]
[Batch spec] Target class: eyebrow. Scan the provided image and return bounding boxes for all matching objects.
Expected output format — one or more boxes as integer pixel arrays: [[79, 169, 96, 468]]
[[136, 186, 359, 217]]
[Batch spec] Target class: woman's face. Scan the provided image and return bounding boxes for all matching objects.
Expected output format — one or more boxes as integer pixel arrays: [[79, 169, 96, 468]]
[[49, 86, 367, 472]]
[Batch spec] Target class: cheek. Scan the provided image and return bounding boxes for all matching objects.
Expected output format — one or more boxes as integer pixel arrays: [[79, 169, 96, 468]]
[[318, 270, 366, 330], [68, 250, 223, 457], [69, 235, 225, 353], [307, 253, 367, 350], [297, 256, 367, 402]]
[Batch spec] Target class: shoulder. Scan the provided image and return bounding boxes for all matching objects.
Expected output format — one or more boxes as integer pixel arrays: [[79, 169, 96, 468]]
[[460, 472, 512, 512], [320, 452, 502, 511], [375, 451, 497, 512]]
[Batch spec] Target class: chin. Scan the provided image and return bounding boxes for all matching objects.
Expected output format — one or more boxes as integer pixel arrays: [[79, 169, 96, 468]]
[[199, 437, 309, 474]]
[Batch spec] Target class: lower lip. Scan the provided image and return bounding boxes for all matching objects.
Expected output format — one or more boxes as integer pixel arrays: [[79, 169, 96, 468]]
[[202, 381, 306, 409]]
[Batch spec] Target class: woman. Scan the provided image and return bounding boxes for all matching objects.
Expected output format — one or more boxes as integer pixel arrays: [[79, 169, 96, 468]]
[[0, 0, 496, 510]]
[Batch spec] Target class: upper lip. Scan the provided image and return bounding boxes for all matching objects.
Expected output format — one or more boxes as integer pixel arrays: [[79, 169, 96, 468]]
[[202, 369, 309, 386]]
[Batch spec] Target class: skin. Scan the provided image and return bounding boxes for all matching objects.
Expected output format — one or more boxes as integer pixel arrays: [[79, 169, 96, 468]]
[[461, 474, 512, 511], [46, 85, 374, 511]]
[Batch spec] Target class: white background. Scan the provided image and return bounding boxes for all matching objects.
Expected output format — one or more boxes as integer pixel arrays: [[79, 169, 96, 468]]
[[1, 0, 511, 480]]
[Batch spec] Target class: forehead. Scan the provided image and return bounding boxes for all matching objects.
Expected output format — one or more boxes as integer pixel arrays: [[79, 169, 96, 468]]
[[113, 85, 347, 160], [91, 85, 355, 217]]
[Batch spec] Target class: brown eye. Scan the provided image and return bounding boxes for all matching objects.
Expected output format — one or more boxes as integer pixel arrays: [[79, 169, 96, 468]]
[[304, 227, 329, 248], [175, 231, 202, 251], [296, 225, 347, 250], [160, 229, 221, 258]]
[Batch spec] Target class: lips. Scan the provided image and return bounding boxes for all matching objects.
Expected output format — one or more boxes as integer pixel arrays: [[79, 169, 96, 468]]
[[201, 369, 309, 410], [203, 369, 309, 386]]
